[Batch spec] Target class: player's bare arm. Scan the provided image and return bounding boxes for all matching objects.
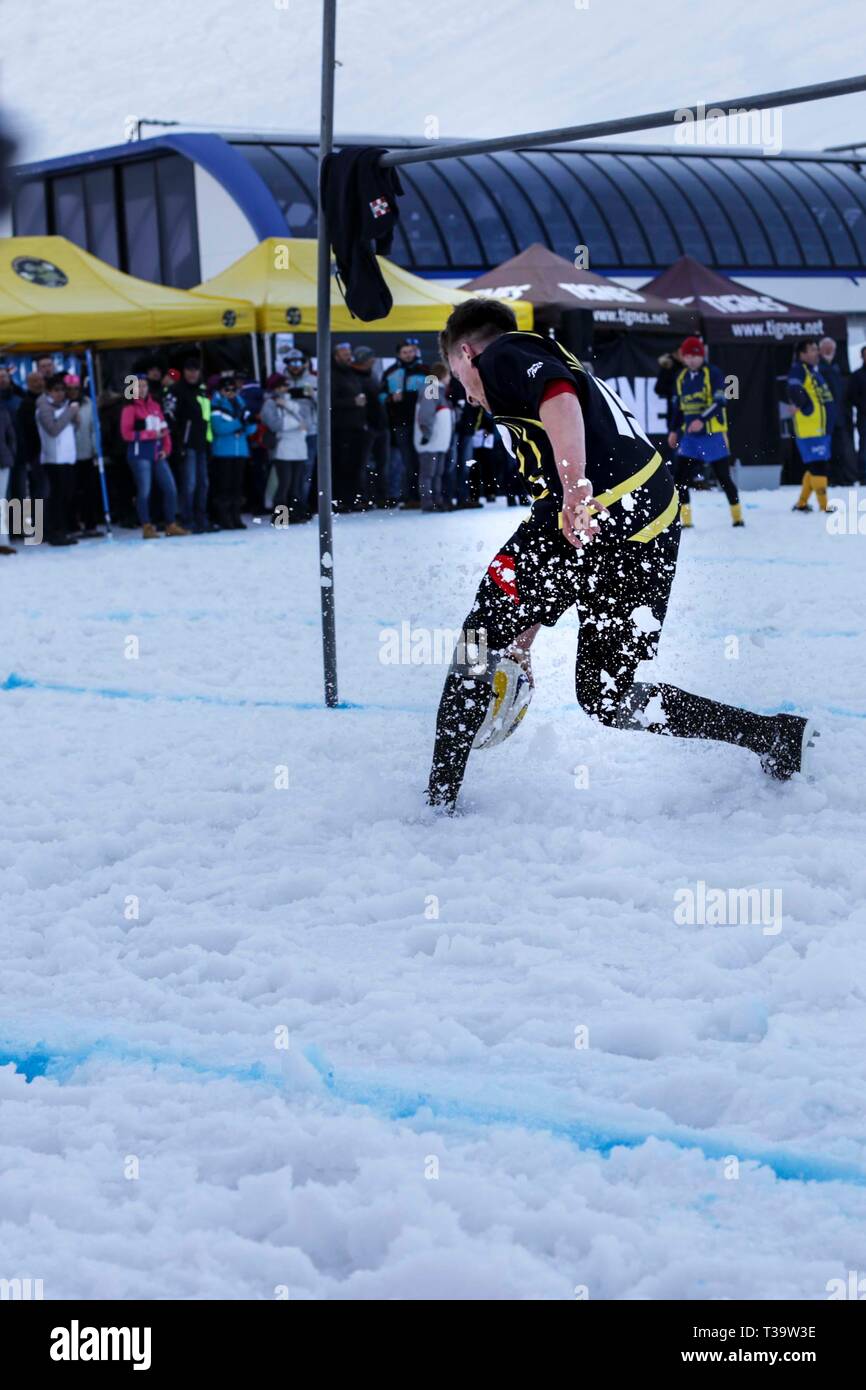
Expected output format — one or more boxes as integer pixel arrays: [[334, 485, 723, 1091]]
[[539, 390, 603, 550]]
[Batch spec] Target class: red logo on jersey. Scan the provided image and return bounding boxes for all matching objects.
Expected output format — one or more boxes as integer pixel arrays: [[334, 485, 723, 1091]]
[[488, 553, 519, 603]]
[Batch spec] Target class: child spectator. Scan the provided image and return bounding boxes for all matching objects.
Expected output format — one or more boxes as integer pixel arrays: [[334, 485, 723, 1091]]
[[261, 372, 310, 524], [414, 363, 454, 512], [120, 373, 188, 539]]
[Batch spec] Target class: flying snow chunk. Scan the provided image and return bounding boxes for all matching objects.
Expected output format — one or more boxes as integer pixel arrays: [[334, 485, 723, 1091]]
[[630, 604, 661, 634]]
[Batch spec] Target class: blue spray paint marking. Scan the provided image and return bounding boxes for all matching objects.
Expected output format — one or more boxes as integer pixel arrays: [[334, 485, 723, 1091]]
[[0, 1039, 270, 1086], [1, 1037, 863, 1188], [304, 1051, 866, 1187], [0, 672, 418, 714], [4, 672, 865, 722]]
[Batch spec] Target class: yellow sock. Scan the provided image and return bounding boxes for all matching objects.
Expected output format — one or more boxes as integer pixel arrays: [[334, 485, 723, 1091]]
[[796, 472, 813, 508], [812, 474, 829, 512], [680, 502, 693, 528], [730, 502, 743, 525]]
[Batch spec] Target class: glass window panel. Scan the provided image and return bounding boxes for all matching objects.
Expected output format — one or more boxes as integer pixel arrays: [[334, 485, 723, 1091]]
[[84, 167, 119, 267], [470, 152, 547, 252], [637, 156, 713, 262], [757, 163, 831, 266], [804, 162, 866, 262], [570, 154, 652, 265], [236, 144, 316, 234], [601, 154, 680, 264], [122, 160, 161, 282], [523, 152, 616, 264], [389, 168, 448, 268], [13, 180, 47, 235], [787, 163, 858, 266], [156, 156, 198, 287], [406, 161, 483, 267], [498, 151, 580, 260], [711, 159, 802, 266], [52, 173, 87, 247], [645, 155, 743, 263], [431, 158, 515, 265], [675, 156, 771, 265]]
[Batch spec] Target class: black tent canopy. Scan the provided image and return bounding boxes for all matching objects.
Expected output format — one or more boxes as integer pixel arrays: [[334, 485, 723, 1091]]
[[643, 256, 848, 469]]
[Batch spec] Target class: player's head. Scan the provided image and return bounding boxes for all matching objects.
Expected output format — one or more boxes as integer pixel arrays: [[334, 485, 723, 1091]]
[[440, 298, 518, 407], [796, 337, 819, 365], [679, 335, 705, 371]]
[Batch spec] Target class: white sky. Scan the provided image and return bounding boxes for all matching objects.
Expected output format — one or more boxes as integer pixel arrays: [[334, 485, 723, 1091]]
[[3, 0, 866, 164]]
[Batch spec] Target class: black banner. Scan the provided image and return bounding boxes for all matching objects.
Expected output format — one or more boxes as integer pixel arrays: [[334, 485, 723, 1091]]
[[591, 332, 786, 471], [5, 1298, 864, 1372]]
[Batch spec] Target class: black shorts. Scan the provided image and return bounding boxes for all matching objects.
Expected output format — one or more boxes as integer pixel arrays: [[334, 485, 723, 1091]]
[[464, 502, 680, 673]]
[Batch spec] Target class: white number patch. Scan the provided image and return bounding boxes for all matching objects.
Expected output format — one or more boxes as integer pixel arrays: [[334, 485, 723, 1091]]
[[593, 375, 653, 447]]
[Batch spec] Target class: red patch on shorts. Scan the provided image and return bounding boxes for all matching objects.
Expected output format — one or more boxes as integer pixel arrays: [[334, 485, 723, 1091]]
[[488, 552, 519, 603]]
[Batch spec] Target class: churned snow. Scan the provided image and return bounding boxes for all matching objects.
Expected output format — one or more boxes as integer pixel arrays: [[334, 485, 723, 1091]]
[[2, 487, 866, 1300]]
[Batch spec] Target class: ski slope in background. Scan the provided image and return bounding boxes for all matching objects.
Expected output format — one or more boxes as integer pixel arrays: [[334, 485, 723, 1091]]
[[2, 490, 866, 1300]]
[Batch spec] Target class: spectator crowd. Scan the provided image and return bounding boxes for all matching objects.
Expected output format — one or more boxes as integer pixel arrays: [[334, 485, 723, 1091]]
[[4, 333, 866, 555], [0, 338, 529, 554]]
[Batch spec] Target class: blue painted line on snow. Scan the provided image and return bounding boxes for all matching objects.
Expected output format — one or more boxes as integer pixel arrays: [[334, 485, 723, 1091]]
[[0, 1040, 270, 1086], [0, 672, 422, 714], [4, 672, 865, 723], [1, 1037, 863, 1188]]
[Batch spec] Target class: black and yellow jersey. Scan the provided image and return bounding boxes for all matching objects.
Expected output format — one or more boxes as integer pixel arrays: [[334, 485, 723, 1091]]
[[476, 331, 678, 542], [673, 363, 729, 436]]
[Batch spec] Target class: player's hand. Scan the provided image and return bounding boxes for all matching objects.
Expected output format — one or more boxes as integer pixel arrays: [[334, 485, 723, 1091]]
[[687, 419, 704, 434], [506, 646, 534, 688], [667, 431, 678, 450], [561, 480, 603, 551]]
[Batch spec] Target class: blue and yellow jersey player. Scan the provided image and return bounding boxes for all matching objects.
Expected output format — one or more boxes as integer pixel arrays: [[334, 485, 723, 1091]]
[[668, 335, 743, 529], [787, 337, 834, 513]]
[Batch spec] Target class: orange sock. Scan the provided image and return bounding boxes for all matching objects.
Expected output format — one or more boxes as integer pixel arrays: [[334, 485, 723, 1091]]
[[796, 472, 813, 508]]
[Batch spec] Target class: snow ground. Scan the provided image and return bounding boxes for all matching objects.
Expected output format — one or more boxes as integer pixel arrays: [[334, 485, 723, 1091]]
[[2, 487, 866, 1301]]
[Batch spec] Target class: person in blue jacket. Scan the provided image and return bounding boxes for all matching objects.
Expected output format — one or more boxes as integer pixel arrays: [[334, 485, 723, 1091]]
[[210, 377, 257, 529], [668, 336, 743, 528]]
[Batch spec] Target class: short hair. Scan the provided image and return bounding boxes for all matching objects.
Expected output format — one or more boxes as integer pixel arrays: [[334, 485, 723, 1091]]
[[47, 371, 67, 390], [795, 337, 818, 356], [439, 297, 518, 360], [429, 361, 449, 381]]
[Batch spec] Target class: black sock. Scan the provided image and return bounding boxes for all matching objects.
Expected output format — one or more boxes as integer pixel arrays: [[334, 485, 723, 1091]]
[[427, 670, 489, 804], [635, 681, 777, 755]]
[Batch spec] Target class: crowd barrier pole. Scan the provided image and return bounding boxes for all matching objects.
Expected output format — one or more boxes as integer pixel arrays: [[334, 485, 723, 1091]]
[[85, 348, 113, 537]]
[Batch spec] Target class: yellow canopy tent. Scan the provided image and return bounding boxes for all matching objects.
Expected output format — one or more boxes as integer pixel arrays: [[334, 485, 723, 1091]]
[[0, 235, 255, 349], [194, 237, 533, 334]]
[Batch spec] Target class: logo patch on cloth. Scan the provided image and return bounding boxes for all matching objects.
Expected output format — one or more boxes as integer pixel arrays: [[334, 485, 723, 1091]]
[[526, 361, 543, 378], [488, 553, 519, 603], [369, 197, 391, 218]]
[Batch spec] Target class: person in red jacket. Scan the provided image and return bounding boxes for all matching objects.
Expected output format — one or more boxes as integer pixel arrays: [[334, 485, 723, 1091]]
[[120, 374, 188, 538]]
